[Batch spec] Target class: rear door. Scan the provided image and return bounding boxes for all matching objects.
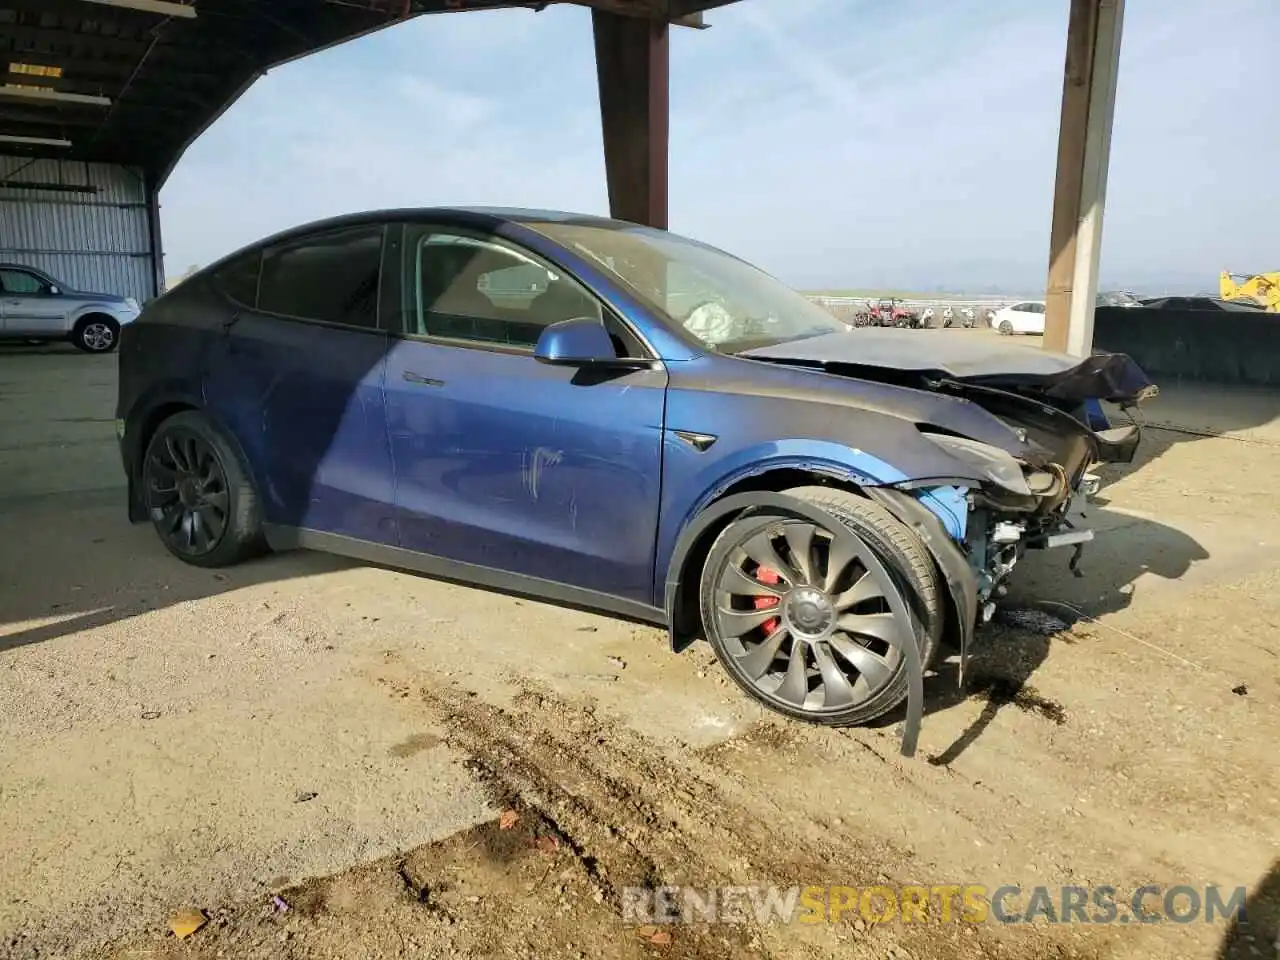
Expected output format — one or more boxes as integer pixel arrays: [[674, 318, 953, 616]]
[[382, 222, 668, 604], [0, 267, 68, 336], [201, 224, 398, 544]]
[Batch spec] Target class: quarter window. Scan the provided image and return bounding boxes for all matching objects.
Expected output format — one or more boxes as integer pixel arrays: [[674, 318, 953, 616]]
[[0, 269, 48, 295], [407, 229, 603, 350], [211, 252, 261, 307], [258, 225, 384, 329]]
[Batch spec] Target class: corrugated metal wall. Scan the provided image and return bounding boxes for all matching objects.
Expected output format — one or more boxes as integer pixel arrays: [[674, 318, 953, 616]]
[[0, 155, 158, 302]]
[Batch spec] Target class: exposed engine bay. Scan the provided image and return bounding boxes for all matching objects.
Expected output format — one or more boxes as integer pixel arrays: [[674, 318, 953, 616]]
[[742, 330, 1158, 655]]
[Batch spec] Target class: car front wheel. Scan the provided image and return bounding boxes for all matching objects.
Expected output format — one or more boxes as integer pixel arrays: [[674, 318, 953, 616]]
[[141, 411, 264, 567], [72, 316, 120, 353], [998, 319, 1014, 336], [698, 487, 942, 727]]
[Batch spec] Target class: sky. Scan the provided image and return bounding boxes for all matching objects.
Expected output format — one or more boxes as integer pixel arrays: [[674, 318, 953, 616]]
[[159, 0, 1280, 295]]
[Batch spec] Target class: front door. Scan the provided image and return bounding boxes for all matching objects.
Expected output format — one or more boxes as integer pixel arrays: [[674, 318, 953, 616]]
[[0, 267, 67, 336], [200, 225, 398, 544], [383, 224, 667, 604]]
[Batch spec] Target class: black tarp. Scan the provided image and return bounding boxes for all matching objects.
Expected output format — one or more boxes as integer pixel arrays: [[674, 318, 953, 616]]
[[1094, 306, 1280, 386]]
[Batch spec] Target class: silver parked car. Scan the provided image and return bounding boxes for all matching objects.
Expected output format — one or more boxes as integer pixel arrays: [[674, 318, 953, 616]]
[[0, 263, 141, 353]]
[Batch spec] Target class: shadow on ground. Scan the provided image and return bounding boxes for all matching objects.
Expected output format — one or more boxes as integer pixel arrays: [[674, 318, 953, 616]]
[[864, 492, 1209, 763], [0, 496, 354, 654], [1218, 858, 1280, 959]]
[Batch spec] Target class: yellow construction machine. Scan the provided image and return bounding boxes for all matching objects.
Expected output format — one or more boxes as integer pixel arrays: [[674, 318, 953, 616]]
[[1220, 271, 1280, 312]]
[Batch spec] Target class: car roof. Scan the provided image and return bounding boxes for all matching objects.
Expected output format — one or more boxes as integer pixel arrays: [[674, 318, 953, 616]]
[[196, 207, 648, 282], [258, 206, 637, 245]]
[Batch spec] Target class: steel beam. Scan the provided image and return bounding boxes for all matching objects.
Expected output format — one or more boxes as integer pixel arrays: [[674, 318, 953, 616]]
[[0, 86, 112, 108], [592, 8, 669, 228], [1043, 0, 1125, 356], [73, 0, 198, 17], [144, 172, 166, 297], [0, 135, 73, 148]]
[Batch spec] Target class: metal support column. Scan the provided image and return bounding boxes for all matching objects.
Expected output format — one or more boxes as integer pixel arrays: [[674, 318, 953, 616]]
[[592, 9, 669, 229], [1043, 0, 1125, 356], [144, 172, 166, 298]]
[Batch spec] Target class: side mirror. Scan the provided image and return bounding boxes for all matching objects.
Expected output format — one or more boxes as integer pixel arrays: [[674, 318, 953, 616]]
[[48, 285, 61, 296], [534, 317, 620, 366]]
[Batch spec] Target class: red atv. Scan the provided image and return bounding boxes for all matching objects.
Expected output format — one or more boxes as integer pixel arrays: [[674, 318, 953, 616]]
[[879, 298, 920, 328]]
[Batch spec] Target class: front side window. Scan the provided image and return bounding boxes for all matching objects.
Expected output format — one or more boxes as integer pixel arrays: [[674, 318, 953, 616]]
[[528, 220, 847, 353], [0, 269, 49, 295], [406, 228, 602, 350], [258, 225, 384, 329]]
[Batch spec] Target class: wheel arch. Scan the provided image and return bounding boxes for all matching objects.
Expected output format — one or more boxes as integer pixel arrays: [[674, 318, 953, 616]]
[[664, 467, 873, 653], [663, 470, 979, 709], [126, 397, 253, 524], [71, 309, 120, 330], [662, 487, 929, 757]]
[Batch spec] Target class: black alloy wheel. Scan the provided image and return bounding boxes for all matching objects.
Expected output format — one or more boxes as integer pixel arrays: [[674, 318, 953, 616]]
[[143, 424, 232, 559]]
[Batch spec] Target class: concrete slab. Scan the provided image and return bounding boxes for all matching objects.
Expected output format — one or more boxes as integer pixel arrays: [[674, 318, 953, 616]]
[[0, 344, 125, 502]]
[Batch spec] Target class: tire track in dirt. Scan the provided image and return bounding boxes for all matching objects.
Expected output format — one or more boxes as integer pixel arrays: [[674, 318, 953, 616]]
[[411, 668, 1115, 960], [93, 654, 1138, 960]]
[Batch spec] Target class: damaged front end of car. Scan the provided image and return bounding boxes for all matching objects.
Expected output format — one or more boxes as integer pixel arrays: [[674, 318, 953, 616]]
[[866, 351, 1158, 690]]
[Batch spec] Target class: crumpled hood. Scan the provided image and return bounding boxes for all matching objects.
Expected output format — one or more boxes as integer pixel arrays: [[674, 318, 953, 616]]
[[741, 328, 1155, 404]]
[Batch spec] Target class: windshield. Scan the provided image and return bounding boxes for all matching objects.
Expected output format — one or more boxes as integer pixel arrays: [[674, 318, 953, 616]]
[[528, 220, 848, 352]]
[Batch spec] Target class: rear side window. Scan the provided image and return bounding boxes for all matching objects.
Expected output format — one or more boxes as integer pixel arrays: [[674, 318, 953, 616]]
[[211, 252, 261, 307], [258, 225, 385, 329], [0, 269, 48, 294]]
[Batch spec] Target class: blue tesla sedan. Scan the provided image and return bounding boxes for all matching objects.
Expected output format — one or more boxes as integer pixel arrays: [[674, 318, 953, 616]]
[[116, 208, 1153, 753]]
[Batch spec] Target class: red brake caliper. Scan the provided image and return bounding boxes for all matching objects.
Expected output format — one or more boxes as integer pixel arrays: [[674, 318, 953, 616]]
[[755, 566, 782, 634]]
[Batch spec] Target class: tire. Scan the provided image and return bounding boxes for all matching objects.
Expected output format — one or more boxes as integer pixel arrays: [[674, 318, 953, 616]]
[[698, 486, 944, 727], [71, 315, 120, 353], [998, 320, 1014, 336], [141, 411, 264, 568]]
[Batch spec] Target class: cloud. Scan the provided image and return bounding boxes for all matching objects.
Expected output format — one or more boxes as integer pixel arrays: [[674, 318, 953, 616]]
[[161, 0, 1279, 293]]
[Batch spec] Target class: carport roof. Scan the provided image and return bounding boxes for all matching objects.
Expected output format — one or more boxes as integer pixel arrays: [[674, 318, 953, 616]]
[[0, 0, 737, 186]]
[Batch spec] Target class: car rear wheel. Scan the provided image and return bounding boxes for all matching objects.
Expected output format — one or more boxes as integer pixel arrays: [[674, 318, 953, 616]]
[[698, 486, 943, 727], [72, 315, 120, 353], [998, 319, 1014, 336], [141, 411, 264, 568]]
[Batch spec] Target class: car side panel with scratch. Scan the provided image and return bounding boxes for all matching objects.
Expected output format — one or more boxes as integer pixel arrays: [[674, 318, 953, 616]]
[[383, 337, 669, 601]]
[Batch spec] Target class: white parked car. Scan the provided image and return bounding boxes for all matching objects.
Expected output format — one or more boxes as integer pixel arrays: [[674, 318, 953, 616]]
[[991, 300, 1047, 336], [0, 263, 141, 353]]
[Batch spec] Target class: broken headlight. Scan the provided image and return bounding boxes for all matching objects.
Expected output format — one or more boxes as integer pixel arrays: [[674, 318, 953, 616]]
[[921, 433, 1032, 497]]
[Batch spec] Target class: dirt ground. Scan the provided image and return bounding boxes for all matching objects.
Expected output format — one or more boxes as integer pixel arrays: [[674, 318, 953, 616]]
[[1, 335, 1278, 960]]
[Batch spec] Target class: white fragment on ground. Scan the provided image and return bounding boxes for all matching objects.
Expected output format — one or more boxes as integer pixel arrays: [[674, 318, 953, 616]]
[[693, 713, 731, 729]]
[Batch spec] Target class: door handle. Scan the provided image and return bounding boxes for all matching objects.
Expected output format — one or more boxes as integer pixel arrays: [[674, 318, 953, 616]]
[[402, 370, 444, 387]]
